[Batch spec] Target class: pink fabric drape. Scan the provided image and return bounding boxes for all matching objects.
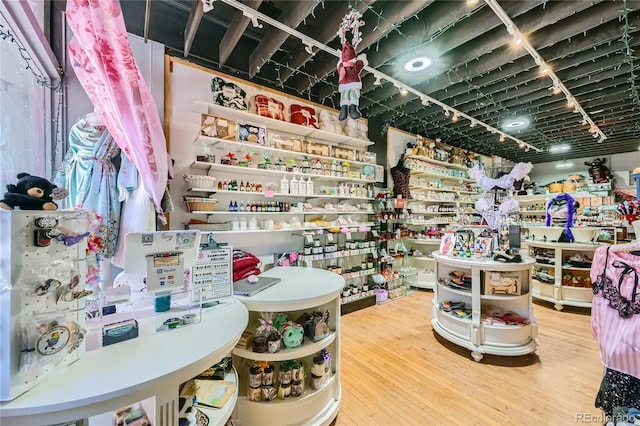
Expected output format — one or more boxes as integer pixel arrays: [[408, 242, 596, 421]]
[[66, 0, 172, 222]]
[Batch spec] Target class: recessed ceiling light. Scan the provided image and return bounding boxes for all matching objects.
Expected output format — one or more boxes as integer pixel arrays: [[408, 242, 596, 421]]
[[503, 117, 530, 130], [549, 144, 570, 153], [404, 56, 432, 73]]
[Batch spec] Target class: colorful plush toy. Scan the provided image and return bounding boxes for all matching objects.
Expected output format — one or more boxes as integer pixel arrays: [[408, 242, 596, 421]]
[[337, 10, 366, 121], [0, 173, 68, 210]]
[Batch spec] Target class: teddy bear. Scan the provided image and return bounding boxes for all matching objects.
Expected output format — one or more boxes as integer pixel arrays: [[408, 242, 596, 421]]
[[0, 173, 68, 210]]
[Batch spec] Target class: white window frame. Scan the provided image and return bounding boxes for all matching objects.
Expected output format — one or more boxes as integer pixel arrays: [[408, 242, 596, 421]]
[[1, 1, 62, 179]]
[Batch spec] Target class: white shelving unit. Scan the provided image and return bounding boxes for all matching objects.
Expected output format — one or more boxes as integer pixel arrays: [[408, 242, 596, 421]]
[[431, 253, 538, 362], [0, 300, 249, 426], [232, 267, 344, 426], [191, 101, 374, 149], [403, 238, 441, 289], [526, 240, 600, 310]]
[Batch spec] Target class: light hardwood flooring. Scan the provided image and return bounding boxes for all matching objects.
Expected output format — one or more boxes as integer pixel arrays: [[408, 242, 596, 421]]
[[335, 290, 605, 426]]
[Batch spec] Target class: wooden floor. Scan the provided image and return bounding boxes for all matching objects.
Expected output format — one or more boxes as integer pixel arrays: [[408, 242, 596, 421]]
[[334, 290, 604, 426]]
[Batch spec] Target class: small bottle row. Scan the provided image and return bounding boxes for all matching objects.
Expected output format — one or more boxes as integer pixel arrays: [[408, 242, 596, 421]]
[[228, 201, 292, 212], [218, 180, 263, 192]]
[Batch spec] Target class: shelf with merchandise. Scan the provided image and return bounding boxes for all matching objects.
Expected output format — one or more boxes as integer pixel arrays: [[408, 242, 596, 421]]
[[231, 267, 342, 424], [527, 241, 600, 310], [191, 161, 373, 184], [196, 134, 376, 167], [187, 188, 375, 201], [192, 101, 373, 149], [405, 153, 471, 171], [431, 253, 537, 362]]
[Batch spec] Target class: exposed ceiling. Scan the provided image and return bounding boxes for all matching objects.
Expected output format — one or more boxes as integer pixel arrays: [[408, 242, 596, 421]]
[[120, 0, 640, 164]]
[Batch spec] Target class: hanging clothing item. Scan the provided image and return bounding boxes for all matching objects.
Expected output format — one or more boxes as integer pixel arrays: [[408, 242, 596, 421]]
[[595, 368, 640, 416], [111, 155, 156, 269], [66, 0, 172, 222], [391, 155, 411, 199], [591, 245, 640, 380], [54, 116, 121, 257]]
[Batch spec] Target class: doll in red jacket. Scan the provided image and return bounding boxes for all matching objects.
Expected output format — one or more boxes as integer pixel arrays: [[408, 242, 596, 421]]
[[338, 41, 367, 121], [336, 9, 366, 121]]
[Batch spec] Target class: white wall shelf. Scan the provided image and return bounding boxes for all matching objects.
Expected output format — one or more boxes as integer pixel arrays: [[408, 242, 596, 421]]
[[188, 188, 375, 201], [405, 154, 470, 171], [191, 162, 374, 184], [192, 101, 373, 149], [197, 135, 375, 166]]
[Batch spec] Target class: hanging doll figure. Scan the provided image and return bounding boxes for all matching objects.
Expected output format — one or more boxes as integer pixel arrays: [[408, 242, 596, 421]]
[[338, 41, 367, 121], [337, 9, 366, 121]]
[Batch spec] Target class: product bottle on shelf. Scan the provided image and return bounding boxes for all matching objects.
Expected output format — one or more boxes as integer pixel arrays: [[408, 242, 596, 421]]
[[307, 177, 314, 196], [291, 177, 299, 196], [298, 178, 307, 196], [281, 176, 289, 194]]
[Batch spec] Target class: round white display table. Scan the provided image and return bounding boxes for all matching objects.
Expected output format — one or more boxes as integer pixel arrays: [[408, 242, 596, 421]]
[[0, 299, 248, 426], [233, 267, 344, 426], [431, 253, 538, 362]]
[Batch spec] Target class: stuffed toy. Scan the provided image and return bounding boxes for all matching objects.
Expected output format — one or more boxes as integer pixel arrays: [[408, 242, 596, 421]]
[[584, 158, 612, 183], [336, 10, 366, 121], [0, 173, 68, 210]]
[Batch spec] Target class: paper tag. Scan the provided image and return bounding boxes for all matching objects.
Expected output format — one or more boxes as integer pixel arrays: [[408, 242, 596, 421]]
[[372, 230, 379, 237], [346, 232, 352, 240], [372, 249, 378, 258], [264, 190, 274, 198], [305, 235, 313, 244], [327, 234, 334, 242], [217, 119, 228, 127], [306, 260, 313, 268]]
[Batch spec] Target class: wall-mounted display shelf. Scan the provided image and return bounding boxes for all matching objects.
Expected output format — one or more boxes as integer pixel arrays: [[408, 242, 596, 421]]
[[192, 101, 373, 149]]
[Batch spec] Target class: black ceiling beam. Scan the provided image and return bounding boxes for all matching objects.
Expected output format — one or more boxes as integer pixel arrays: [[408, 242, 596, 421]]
[[218, 0, 264, 66], [248, 0, 321, 78], [290, 0, 447, 95]]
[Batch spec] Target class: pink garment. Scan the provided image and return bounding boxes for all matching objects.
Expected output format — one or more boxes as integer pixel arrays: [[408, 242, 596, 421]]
[[66, 0, 172, 222], [591, 245, 640, 379]]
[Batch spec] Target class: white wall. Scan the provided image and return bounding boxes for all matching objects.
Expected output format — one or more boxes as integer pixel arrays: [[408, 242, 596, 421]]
[[529, 151, 640, 187]]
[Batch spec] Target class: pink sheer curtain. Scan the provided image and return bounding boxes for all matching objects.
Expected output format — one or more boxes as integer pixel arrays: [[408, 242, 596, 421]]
[[66, 0, 172, 222]]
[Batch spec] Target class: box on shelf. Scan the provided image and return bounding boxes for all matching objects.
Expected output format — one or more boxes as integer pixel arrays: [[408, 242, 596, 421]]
[[237, 122, 266, 145], [268, 132, 304, 152], [587, 182, 612, 191], [333, 147, 355, 161], [305, 140, 331, 157], [200, 113, 237, 140], [357, 151, 376, 163], [483, 271, 521, 295]]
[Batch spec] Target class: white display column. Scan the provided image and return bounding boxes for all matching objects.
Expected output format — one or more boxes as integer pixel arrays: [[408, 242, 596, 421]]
[[431, 253, 537, 362], [232, 267, 344, 426]]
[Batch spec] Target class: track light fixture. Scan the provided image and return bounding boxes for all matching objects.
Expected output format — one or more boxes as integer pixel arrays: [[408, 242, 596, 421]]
[[499, 134, 506, 142], [420, 97, 430, 106], [373, 76, 382, 86], [452, 113, 459, 123], [484, 0, 606, 143], [443, 109, 451, 117], [470, 120, 477, 128]]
